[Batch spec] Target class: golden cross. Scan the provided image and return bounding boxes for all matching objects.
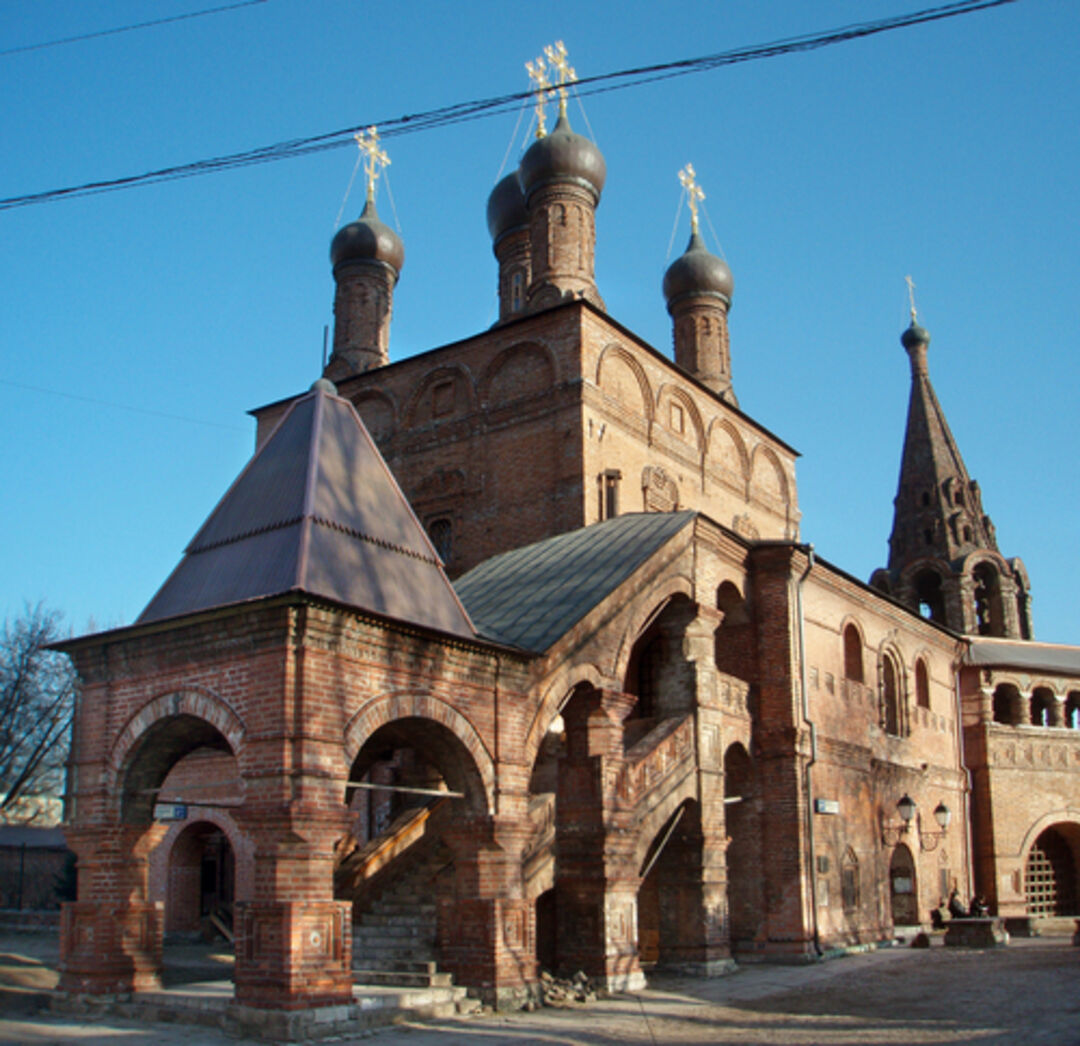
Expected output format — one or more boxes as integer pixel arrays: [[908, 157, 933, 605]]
[[905, 274, 918, 323], [544, 40, 577, 119], [679, 164, 706, 234], [355, 126, 390, 203], [526, 56, 552, 138]]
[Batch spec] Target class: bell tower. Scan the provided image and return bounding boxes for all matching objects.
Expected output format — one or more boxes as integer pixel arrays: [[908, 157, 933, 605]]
[[871, 282, 1031, 638]]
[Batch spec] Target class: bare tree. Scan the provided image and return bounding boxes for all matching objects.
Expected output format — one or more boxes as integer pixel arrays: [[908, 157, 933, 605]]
[[0, 605, 77, 824]]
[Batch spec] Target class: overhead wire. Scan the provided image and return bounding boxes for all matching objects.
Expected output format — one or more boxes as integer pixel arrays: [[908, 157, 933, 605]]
[[0, 0, 1016, 212], [0, 0, 268, 59]]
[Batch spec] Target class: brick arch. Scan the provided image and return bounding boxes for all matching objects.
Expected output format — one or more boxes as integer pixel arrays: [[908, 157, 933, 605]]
[[1016, 810, 1080, 861], [404, 363, 478, 428], [612, 575, 695, 685], [107, 687, 246, 787], [148, 808, 254, 919], [524, 663, 607, 771], [343, 692, 495, 813], [656, 383, 704, 452], [749, 444, 790, 506], [595, 344, 654, 424], [633, 786, 699, 873], [478, 341, 557, 407], [705, 417, 749, 485]]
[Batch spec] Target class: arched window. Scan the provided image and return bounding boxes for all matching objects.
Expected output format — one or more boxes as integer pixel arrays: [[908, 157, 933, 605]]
[[1031, 687, 1057, 727], [973, 562, 1005, 636], [992, 683, 1021, 725], [915, 659, 930, 709], [843, 624, 864, 683], [914, 570, 946, 624], [882, 654, 904, 736], [510, 270, 525, 313], [427, 518, 452, 564], [1067, 692, 1080, 730]]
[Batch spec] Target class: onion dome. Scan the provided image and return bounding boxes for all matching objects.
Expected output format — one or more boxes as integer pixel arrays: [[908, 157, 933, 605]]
[[662, 231, 734, 308], [330, 197, 404, 275], [519, 112, 606, 204], [486, 171, 529, 245], [901, 320, 930, 349]]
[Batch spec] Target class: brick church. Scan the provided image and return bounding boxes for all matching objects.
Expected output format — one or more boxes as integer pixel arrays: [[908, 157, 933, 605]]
[[56, 64, 1080, 1022]]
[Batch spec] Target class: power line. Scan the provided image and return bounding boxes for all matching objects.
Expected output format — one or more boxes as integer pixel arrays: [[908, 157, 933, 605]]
[[0, 0, 268, 59], [0, 378, 245, 432], [0, 0, 1017, 212]]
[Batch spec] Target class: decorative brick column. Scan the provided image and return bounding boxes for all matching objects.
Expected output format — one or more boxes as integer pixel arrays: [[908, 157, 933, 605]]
[[58, 824, 167, 995], [232, 813, 354, 1010], [555, 686, 645, 991], [440, 814, 537, 1009]]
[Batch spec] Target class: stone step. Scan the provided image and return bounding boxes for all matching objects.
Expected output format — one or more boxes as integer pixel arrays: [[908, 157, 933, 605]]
[[370, 900, 437, 915], [354, 922, 433, 940], [353, 943, 438, 963], [360, 911, 438, 928], [353, 968, 454, 988]]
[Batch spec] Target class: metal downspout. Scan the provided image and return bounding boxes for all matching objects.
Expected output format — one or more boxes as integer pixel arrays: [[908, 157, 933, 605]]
[[796, 545, 821, 956], [954, 649, 975, 899]]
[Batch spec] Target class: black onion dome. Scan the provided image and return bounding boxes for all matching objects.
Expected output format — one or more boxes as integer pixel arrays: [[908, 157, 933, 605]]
[[663, 231, 734, 307], [519, 112, 606, 203], [330, 197, 404, 274], [486, 171, 529, 244], [901, 321, 930, 349]]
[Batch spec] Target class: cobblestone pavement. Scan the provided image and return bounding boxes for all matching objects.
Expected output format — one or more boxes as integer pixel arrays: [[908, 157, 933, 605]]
[[1, 935, 1078, 1045]]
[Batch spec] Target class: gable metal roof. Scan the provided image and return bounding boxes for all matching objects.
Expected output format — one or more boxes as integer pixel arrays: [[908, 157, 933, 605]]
[[454, 511, 696, 652], [138, 386, 476, 639]]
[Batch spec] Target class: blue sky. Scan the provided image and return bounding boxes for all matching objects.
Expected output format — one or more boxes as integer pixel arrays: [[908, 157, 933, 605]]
[[1, 0, 1077, 643]]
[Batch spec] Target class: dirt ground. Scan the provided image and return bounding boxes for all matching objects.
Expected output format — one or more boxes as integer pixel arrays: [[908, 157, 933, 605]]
[[0, 933, 1077, 1045]]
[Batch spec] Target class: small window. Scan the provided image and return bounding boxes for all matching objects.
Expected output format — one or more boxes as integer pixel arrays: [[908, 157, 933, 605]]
[[882, 654, 904, 736], [843, 625, 864, 683], [599, 469, 621, 521], [1066, 692, 1080, 730], [992, 683, 1020, 725], [432, 381, 455, 418], [670, 402, 685, 435], [1031, 688, 1056, 727], [427, 518, 452, 564], [915, 659, 930, 709], [921, 491, 931, 507], [510, 270, 525, 313]]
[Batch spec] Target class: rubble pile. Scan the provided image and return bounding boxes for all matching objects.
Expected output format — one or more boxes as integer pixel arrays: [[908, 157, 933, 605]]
[[539, 969, 597, 1006]]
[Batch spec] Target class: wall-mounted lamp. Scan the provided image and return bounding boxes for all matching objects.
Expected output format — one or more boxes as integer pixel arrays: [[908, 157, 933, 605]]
[[881, 793, 917, 845], [881, 795, 951, 849], [918, 801, 952, 852]]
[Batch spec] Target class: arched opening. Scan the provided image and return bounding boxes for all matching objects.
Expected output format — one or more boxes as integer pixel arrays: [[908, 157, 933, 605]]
[[915, 659, 931, 710], [889, 843, 918, 925], [637, 800, 704, 970], [881, 654, 904, 737], [914, 570, 946, 624], [120, 714, 236, 826], [625, 595, 696, 727], [714, 582, 753, 686], [528, 706, 565, 974], [1025, 826, 1080, 917], [843, 624, 864, 684], [723, 743, 761, 953], [1030, 687, 1058, 727], [165, 821, 235, 938], [1066, 692, 1080, 729], [973, 562, 1005, 637], [992, 683, 1022, 725], [338, 716, 489, 984]]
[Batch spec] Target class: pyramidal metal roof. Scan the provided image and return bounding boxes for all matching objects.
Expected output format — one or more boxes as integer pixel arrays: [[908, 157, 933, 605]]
[[454, 511, 697, 652], [138, 384, 476, 639]]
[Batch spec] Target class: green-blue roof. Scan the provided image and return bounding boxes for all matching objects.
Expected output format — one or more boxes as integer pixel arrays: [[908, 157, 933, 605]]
[[454, 511, 696, 651]]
